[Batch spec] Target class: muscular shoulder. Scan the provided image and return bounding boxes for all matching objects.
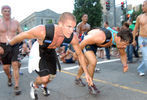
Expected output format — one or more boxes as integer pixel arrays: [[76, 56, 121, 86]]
[[35, 25, 45, 31], [137, 14, 147, 24], [28, 25, 46, 39], [12, 19, 19, 23], [77, 22, 82, 27], [70, 32, 79, 44], [86, 23, 90, 27], [11, 19, 21, 27], [88, 29, 105, 40], [88, 29, 100, 35], [137, 14, 143, 20]]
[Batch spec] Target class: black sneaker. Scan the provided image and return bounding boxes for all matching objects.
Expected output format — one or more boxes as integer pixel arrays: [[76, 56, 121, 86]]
[[30, 81, 38, 100], [8, 78, 12, 87], [75, 78, 86, 87], [88, 84, 100, 95], [41, 85, 50, 96], [14, 86, 21, 95]]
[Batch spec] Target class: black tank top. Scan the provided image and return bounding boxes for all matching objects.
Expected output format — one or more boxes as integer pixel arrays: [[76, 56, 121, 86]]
[[41, 24, 74, 48], [100, 28, 112, 45]]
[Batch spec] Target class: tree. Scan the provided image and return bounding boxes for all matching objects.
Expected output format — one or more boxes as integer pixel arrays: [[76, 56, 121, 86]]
[[48, 19, 53, 24], [131, 5, 142, 22], [73, 0, 103, 28]]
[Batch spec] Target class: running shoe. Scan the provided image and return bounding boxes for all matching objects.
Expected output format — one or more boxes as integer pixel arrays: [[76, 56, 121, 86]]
[[14, 86, 21, 95], [139, 72, 145, 76], [41, 85, 50, 96], [8, 78, 12, 87], [30, 81, 38, 100], [88, 84, 100, 95], [95, 68, 101, 72], [75, 78, 86, 87]]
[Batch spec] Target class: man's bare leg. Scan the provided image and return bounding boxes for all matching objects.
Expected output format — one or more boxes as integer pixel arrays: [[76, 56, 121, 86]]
[[12, 61, 20, 87], [75, 66, 86, 87], [34, 75, 50, 87], [12, 61, 21, 95], [76, 66, 84, 79], [3, 64, 12, 86], [30, 75, 51, 99], [75, 57, 88, 87], [85, 51, 100, 94]]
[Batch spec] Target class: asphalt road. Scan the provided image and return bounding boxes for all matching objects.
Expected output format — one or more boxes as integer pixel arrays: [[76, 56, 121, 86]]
[[0, 56, 147, 100]]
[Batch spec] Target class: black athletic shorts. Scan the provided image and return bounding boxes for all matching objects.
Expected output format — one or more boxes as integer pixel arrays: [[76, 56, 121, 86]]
[[0, 43, 20, 64], [11, 44, 20, 62], [83, 44, 98, 55], [35, 47, 57, 77]]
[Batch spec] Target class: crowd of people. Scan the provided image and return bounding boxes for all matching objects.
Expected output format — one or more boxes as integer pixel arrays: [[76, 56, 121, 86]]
[[0, 0, 147, 99]]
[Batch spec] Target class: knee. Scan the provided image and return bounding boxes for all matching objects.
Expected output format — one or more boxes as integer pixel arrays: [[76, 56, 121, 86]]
[[41, 77, 50, 83], [12, 62, 19, 70], [3, 65, 9, 70], [89, 60, 97, 68], [12, 61, 19, 67]]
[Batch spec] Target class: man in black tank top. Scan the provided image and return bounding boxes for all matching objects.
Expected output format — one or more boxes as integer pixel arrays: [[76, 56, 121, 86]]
[[75, 28, 133, 95], [9, 12, 93, 99]]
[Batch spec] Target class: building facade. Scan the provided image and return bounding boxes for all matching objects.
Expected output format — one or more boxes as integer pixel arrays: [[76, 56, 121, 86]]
[[20, 9, 60, 31]]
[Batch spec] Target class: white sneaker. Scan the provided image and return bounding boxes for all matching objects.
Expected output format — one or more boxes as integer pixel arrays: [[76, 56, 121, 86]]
[[95, 68, 101, 72], [139, 72, 145, 76], [30, 81, 38, 100]]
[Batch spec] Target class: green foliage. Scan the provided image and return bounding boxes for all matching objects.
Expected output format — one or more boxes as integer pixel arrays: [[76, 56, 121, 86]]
[[48, 19, 53, 24], [131, 5, 142, 22], [73, 0, 103, 28]]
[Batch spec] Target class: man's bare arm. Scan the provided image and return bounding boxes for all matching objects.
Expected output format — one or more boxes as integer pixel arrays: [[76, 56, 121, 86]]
[[10, 25, 45, 45], [80, 37, 95, 50], [16, 20, 22, 33], [132, 15, 140, 44], [71, 34, 93, 86], [76, 23, 81, 37], [10, 32, 34, 45]]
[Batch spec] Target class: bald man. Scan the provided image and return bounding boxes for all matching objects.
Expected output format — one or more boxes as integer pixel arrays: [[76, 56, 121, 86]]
[[0, 5, 22, 95]]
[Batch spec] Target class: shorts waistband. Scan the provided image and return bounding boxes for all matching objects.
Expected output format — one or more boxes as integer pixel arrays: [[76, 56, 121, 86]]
[[0, 43, 7, 45]]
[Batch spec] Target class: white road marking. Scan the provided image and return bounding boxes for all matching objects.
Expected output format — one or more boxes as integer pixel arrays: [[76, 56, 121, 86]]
[[97, 58, 120, 64], [0, 59, 120, 73], [0, 70, 4, 74], [63, 59, 120, 70], [0, 67, 28, 74], [63, 65, 79, 70]]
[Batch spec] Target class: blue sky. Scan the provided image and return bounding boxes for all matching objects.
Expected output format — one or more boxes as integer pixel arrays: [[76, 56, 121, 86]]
[[0, 0, 145, 21]]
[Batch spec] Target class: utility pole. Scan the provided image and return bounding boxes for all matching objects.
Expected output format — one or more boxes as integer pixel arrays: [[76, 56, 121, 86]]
[[125, 0, 128, 21], [113, 0, 116, 27], [125, 0, 128, 13]]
